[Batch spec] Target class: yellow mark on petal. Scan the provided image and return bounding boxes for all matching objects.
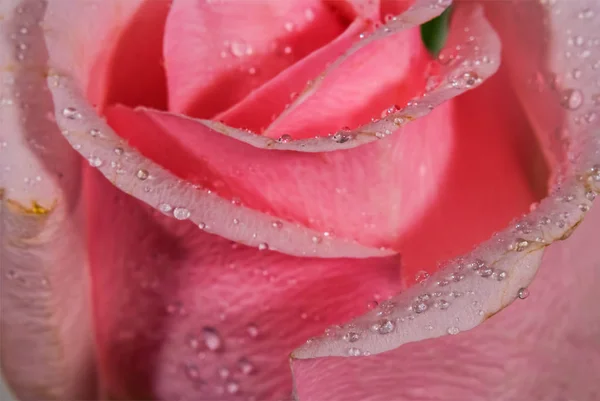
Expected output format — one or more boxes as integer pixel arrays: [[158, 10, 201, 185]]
[[5, 198, 55, 216]]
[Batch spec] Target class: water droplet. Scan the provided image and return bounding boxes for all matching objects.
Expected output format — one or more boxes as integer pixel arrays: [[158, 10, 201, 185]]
[[88, 128, 100, 137], [304, 8, 315, 21], [560, 88, 584, 110], [478, 268, 494, 278], [166, 301, 183, 315], [347, 347, 362, 356], [413, 302, 428, 314], [184, 363, 201, 380], [447, 326, 460, 335], [226, 380, 240, 394], [436, 299, 450, 309], [284, 21, 294, 32], [366, 300, 379, 310], [62, 106, 80, 119], [380, 104, 400, 118], [159, 203, 172, 213], [88, 156, 103, 167], [376, 319, 395, 334], [493, 270, 507, 281], [232, 218, 240, 225], [578, 8, 595, 19], [272, 220, 283, 229], [114, 147, 124, 155], [283, 46, 292, 55], [512, 238, 530, 252], [415, 270, 430, 284], [311, 235, 322, 244], [136, 169, 149, 180], [230, 41, 252, 57], [517, 287, 530, 299], [186, 334, 200, 349], [258, 242, 269, 251], [173, 207, 190, 220], [277, 134, 292, 143], [246, 323, 259, 338], [218, 367, 230, 379], [393, 117, 406, 126], [331, 132, 352, 143], [343, 332, 360, 342], [238, 357, 255, 375], [585, 191, 596, 201], [202, 327, 222, 351]]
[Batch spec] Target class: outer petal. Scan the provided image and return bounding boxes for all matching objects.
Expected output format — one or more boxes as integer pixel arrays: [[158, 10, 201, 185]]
[[86, 170, 403, 400], [0, 1, 96, 399], [293, 202, 600, 401], [164, 0, 346, 117], [290, 0, 600, 395]]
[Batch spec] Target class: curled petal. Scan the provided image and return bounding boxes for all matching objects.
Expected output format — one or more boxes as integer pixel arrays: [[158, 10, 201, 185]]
[[291, 1, 600, 397], [164, 0, 346, 117], [86, 171, 403, 400], [0, 1, 97, 399]]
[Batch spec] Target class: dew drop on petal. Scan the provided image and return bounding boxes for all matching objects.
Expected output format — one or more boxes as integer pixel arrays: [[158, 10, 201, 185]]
[[347, 347, 362, 356], [560, 88, 584, 110], [202, 327, 222, 351], [62, 106, 80, 119], [173, 207, 191, 220], [447, 326, 460, 335], [238, 357, 255, 375], [343, 332, 360, 342], [226, 380, 240, 394], [436, 299, 450, 309], [218, 367, 230, 379], [277, 134, 292, 143], [258, 242, 269, 251], [184, 363, 201, 380], [159, 203, 172, 213], [272, 220, 283, 229], [376, 319, 395, 334], [136, 169, 149, 180], [246, 323, 259, 338], [88, 156, 103, 167], [518, 287, 530, 299]]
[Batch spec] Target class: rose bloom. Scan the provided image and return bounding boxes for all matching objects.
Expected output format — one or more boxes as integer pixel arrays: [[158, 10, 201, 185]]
[[1, 0, 599, 400]]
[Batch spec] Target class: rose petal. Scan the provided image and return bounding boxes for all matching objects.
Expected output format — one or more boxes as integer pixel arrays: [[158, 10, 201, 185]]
[[37, 0, 495, 259], [216, 19, 369, 133], [324, 0, 381, 22], [88, 0, 171, 110], [164, 0, 346, 117], [262, 24, 429, 140], [290, 0, 600, 376], [107, 65, 539, 271], [292, 202, 600, 401], [0, 2, 96, 399], [101, 0, 536, 272], [86, 171, 402, 400]]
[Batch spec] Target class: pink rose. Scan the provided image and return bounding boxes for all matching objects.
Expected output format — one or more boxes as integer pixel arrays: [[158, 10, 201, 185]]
[[1, 0, 599, 400]]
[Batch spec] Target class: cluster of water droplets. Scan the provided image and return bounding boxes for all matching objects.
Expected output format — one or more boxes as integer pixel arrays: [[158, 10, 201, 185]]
[[172, 319, 263, 397]]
